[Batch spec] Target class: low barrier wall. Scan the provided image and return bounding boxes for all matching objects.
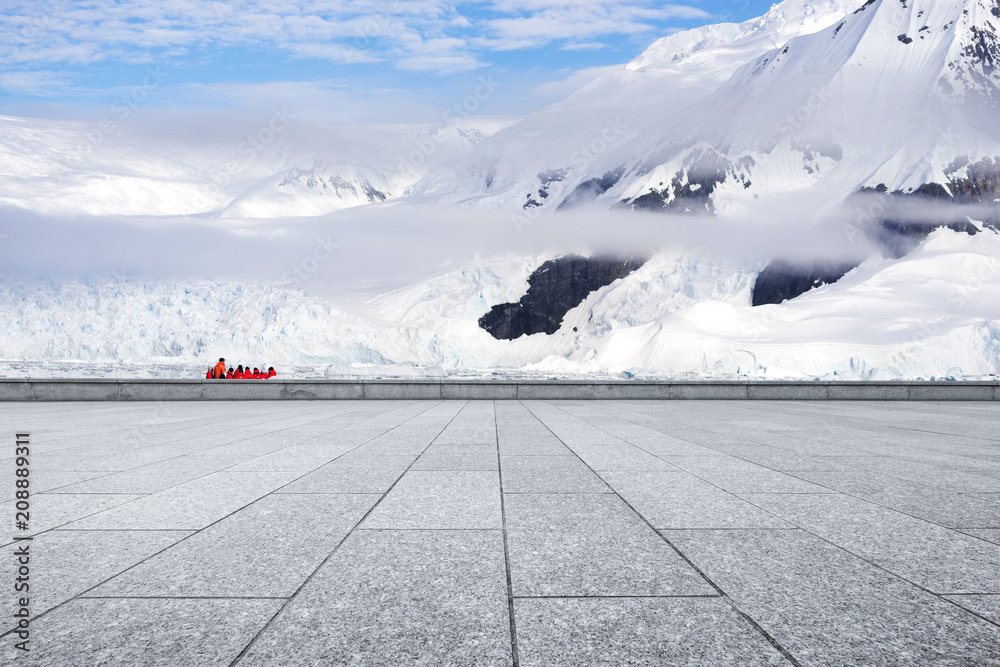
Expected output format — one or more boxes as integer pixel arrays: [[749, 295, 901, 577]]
[[0, 379, 997, 401]]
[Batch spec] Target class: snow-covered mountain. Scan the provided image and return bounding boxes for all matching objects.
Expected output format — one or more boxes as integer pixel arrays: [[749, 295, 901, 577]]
[[4, 0, 994, 220], [2, 0, 999, 379], [410, 0, 868, 209], [610, 0, 1000, 214], [0, 115, 514, 217], [413, 0, 1000, 218]]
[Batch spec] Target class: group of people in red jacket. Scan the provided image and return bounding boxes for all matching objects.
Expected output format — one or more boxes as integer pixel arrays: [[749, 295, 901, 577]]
[[205, 358, 276, 380]]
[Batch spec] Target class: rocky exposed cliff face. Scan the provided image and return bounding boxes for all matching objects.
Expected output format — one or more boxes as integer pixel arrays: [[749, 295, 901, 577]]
[[752, 260, 861, 306], [479, 255, 645, 339], [753, 158, 999, 305]]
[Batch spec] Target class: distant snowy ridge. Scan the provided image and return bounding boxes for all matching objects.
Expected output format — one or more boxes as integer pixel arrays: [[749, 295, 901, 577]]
[[0, 115, 515, 218]]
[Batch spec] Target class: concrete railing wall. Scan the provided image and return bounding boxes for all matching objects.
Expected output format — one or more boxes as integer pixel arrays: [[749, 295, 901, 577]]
[[0, 379, 997, 401]]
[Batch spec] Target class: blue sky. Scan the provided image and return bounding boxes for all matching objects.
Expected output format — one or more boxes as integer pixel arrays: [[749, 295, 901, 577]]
[[0, 0, 782, 123]]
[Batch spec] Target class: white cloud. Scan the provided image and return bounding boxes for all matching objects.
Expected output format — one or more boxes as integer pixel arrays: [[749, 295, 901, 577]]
[[529, 64, 621, 100], [479, 2, 710, 50], [561, 42, 607, 51], [0, 70, 71, 96], [176, 79, 444, 124], [0, 0, 710, 78]]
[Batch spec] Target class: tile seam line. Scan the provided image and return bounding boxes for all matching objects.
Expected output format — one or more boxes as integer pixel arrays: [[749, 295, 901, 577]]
[[571, 401, 996, 533], [35, 401, 413, 496], [227, 399, 465, 667], [730, 494, 1000, 630], [0, 493, 154, 551], [528, 402, 797, 527], [74, 595, 290, 600], [565, 402, 1000, 615], [512, 594, 723, 599], [30, 402, 346, 460], [528, 399, 804, 667], [758, 470, 1000, 544], [578, 400, 872, 461], [0, 400, 446, 638], [0, 401, 428, 548], [496, 400, 521, 667], [576, 404, 1000, 619]]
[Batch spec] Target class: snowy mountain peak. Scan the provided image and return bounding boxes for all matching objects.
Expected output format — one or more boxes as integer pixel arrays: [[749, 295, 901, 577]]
[[626, 0, 860, 71], [607, 0, 1000, 214], [736, 0, 867, 47], [624, 23, 746, 71]]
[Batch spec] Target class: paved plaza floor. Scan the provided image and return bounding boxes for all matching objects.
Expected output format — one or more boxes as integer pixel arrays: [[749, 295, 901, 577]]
[[2, 399, 1000, 665]]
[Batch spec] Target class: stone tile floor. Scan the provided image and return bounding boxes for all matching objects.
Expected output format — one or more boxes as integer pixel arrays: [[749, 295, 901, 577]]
[[2, 399, 999, 665]]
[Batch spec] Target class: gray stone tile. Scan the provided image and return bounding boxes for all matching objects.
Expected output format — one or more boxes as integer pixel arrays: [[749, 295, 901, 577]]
[[602, 470, 792, 529], [350, 413, 459, 455], [505, 494, 712, 597], [411, 445, 498, 470], [845, 457, 1000, 493], [961, 528, 1000, 545], [497, 432, 571, 456], [433, 401, 498, 445], [0, 530, 190, 627], [0, 493, 144, 539], [522, 404, 626, 446], [515, 597, 787, 667], [495, 403, 571, 455], [666, 529, 1000, 666], [663, 456, 831, 494], [611, 431, 720, 456], [191, 436, 297, 459], [943, 595, 1000, 625], [501, 455, 610, 494], [566, 442, 674, 471], [90, 494, 378, 598], [238, 530, 512, 667], [227, 443, 356, 471], [793, 469, 1000, 529], [50, 455, 250, 494], [62, 471, 298, 531], [0, 470, 106, 500], [277, 454, 415, 494], [363, 471, 502, 529], [24, 452, 119, 472], [3, 598, 282, 666], [69, 443, 209, 471], [712, 444, 854, 472], [748, 493, 1000, 593]]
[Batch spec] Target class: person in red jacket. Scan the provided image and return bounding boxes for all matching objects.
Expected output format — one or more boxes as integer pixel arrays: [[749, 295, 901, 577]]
[[205, 367, 213, 379], [251, 368, 262, 379], [268, 367, 276, 378], [235, 365, 245, 379], [226, 367, 234, 379]]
